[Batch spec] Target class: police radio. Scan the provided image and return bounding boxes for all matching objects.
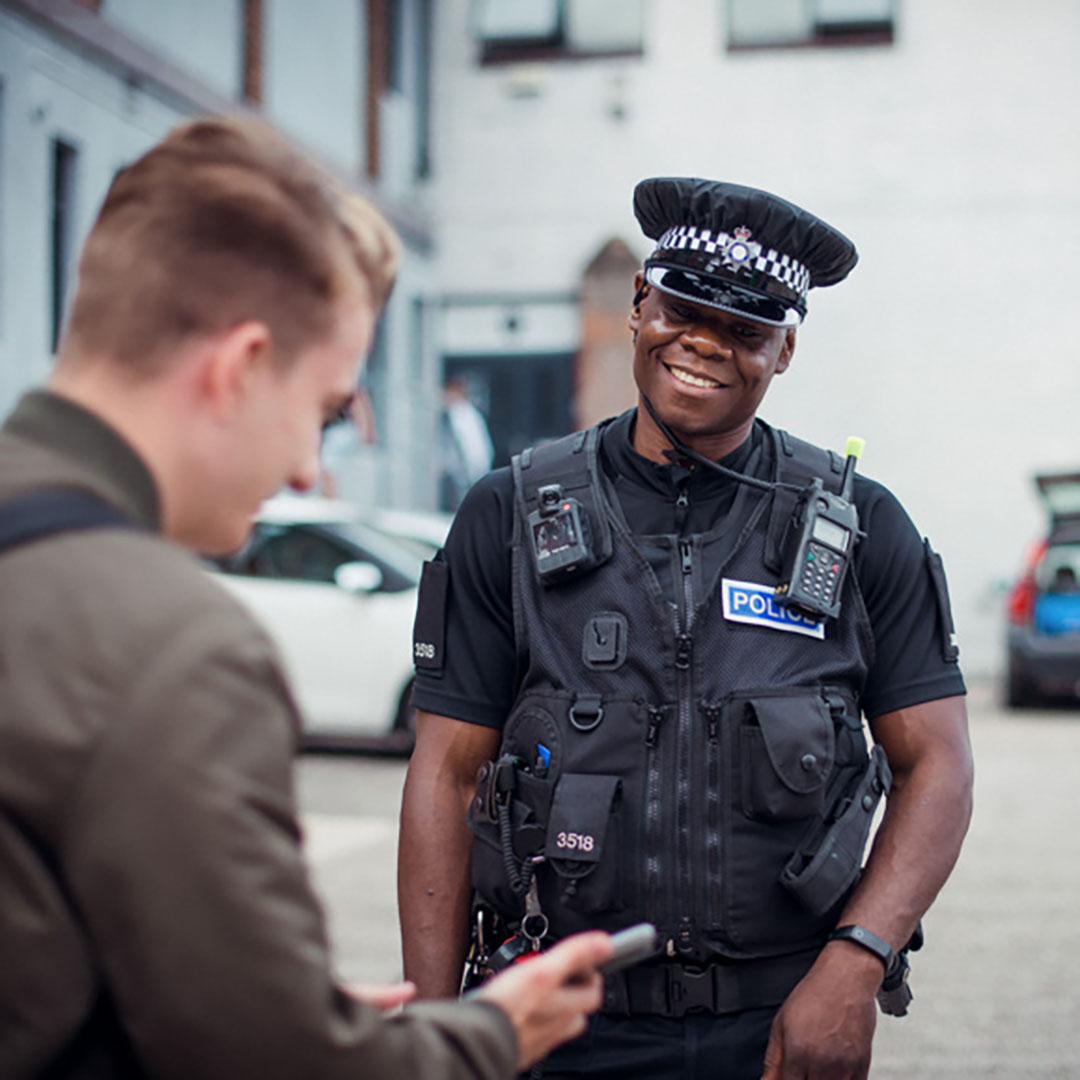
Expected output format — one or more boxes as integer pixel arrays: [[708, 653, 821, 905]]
[[527, 483, 595, 584], [775, 437, 865, 621]]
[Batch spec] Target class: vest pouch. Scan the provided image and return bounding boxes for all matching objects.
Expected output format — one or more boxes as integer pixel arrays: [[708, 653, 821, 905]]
[[543, 773, 622, 915], [741, 693, 836, 821], [717, 689, 846, 948], [780, 744, 892, 916], [468, 760, 552, 919]]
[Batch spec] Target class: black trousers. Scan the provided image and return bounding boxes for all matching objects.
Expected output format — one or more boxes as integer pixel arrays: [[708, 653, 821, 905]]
[[531, 1006, 779, 1080]]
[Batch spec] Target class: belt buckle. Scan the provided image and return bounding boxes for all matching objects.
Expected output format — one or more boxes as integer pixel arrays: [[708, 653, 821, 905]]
[[666, 966, 713, 1018]]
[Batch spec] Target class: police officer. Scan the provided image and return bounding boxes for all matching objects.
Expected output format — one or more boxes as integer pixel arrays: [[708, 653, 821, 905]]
[[400, 178, 974, 1079]]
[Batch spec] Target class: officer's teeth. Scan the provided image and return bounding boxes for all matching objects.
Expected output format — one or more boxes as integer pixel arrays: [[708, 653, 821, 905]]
[[670, 367, 720, 389]]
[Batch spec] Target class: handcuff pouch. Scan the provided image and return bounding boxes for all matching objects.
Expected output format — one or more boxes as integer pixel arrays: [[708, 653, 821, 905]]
[[780, 744, 892, 916]]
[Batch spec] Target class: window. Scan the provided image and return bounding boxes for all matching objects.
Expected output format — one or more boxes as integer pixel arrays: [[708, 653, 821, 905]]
[[410, 296, 425, 382], [247, 526, 356, 583], [387, 0, 406, 92], [726, 0, 895, 51], [222, 521, 417, 592], [0, 78, 5, 335], [364, 312, 390, 447], [473, 0, 644, 63], [365, 0, 435, 181], [415, 0, 433, 178], [50, 138, 79, 353]]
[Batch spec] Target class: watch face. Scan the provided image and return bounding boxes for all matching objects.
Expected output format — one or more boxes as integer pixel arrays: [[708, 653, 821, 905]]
[[830, 925, 893, 968]]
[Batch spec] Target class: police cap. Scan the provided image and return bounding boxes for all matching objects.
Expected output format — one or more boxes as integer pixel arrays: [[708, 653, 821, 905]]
[[633, 178, 858, 327]]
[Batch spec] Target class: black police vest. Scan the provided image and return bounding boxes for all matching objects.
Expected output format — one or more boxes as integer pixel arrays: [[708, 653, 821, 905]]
[[468, 419, 886, 965]]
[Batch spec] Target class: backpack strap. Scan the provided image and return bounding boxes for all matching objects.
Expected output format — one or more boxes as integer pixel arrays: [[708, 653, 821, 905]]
[[512, 421, 615, 583], [0, 488, 139, 557], [763, 426, 846, 575]]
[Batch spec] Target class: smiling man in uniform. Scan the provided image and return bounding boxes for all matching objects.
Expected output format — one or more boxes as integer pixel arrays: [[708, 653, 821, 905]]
[[400, 178, 974, 1079]]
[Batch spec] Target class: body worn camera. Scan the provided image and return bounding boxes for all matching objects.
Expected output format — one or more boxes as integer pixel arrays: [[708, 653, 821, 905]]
[[775, 441, 863, 621], [527, 483, 595, 584]]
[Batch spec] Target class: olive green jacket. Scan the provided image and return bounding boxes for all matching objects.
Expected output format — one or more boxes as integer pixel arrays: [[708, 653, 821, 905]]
[[0, 392, 515, 1079]]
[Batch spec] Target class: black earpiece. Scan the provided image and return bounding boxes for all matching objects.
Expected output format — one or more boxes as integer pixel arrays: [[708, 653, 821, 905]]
[[632, 285, 647, 308]]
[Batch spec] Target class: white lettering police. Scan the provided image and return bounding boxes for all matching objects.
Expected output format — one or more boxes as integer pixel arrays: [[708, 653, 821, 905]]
[[721, 578, 826, 640]]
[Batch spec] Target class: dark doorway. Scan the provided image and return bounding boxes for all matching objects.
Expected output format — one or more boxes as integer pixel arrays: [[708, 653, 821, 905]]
[[444, 352, 575, 469]]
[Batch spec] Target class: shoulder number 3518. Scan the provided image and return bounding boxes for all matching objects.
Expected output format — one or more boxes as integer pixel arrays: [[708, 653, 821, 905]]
[[555, 831, 594, 853]]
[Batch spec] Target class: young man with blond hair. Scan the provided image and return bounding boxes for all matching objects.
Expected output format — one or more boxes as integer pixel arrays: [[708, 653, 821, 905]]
[[0, 116, 611, 1080]]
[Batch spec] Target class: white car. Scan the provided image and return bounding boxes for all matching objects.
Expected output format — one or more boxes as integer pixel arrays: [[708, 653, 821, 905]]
[[361, 506, 455, 560], [208, 495, 443, 751]]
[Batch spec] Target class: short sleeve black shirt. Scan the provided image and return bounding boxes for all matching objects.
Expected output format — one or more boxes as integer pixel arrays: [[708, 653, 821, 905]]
[[413, 411, 965, 727]]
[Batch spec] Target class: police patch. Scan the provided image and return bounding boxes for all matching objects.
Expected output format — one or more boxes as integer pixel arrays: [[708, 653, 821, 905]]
[[721, 578, 825, 640]]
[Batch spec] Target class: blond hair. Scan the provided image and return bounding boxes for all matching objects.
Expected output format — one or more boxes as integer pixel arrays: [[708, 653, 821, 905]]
[[62, 115, 400, 372]]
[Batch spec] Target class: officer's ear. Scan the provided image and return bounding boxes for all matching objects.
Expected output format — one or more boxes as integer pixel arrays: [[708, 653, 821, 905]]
[[628, 272, 648, 336], [774, 327, 796, 375]]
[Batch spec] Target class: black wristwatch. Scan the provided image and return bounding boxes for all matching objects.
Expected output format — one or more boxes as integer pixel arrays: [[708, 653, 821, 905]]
[[828, 924, 894, 972]]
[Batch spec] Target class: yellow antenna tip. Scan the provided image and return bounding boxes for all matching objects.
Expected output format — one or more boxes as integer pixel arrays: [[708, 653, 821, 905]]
[[844, 436, 865, 460]]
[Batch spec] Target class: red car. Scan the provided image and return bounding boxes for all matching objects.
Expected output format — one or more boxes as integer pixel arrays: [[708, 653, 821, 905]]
[[1005, 472, 1080, 707]]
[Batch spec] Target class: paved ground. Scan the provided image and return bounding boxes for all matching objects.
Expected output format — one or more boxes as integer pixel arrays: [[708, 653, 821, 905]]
[[297, 679, 1080, 1078]]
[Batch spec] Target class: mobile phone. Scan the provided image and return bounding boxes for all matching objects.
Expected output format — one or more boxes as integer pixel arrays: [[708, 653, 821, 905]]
[[599, 922, 659, 975]]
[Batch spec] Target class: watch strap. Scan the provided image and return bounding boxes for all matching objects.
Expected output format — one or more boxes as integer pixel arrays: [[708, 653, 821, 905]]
[[828, 924, 894, 971]]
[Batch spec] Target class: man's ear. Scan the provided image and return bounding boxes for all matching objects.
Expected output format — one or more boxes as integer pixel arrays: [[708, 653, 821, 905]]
[[201, 322, 273, 423], [774, 327, 797, 375], [628, 271, 647, 335]]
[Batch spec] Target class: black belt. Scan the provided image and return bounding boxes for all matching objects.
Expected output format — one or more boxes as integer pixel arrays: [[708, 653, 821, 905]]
[[601, 949, 819, 1018]]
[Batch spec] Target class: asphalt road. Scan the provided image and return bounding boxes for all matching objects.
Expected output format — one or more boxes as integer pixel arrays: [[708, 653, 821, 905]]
[[297, 679, 1080, 1078]]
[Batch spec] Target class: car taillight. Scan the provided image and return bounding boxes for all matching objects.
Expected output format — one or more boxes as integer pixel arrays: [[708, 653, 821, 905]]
[[1007, 577, 1037, 625], [1007, 539, 1048, 625]]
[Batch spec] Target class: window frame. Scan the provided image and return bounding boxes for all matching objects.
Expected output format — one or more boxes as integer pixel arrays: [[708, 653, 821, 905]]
[[473, 0, 644, 66], [725, 0, 896, 53], [49, 136, 80, 354]]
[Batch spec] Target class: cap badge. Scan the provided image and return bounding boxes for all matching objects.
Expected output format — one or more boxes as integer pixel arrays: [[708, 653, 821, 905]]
[[720, 226, 761, 272]]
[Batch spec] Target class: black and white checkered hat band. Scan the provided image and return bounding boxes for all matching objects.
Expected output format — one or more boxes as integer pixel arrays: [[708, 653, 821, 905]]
[[654, 225, 811, 301]]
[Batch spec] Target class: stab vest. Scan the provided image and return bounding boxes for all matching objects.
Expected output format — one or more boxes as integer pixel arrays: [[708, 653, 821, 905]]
[[468, 418, 889, 965]]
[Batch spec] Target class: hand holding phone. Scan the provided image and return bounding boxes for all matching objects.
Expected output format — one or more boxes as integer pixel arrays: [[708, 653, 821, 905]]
[[598, 922, 659, 975]]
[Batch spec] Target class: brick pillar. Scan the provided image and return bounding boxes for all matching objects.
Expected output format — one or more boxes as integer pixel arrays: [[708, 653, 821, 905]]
[[366, 0, 390, 180], [243, 0, 263, 105], [575, 238, 641, 431]]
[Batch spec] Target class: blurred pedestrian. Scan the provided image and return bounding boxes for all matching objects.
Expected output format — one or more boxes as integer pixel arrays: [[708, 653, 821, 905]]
[[0, 115, 611, 1080], [440, 374, 494, 510]]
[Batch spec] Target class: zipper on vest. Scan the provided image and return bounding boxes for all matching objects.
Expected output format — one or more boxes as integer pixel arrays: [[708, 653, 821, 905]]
[[675, 538, 695, 956], [677, 915, 693, 954], [645, 705, 664, 748], [703, 703, 723, 930], [644, 705, 665, 929], [675, 633, 691, 669], [679, 536, 693, 577]]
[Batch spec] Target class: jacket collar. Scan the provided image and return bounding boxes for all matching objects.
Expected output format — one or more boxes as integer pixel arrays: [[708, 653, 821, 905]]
[[2, 390, 161, 530]]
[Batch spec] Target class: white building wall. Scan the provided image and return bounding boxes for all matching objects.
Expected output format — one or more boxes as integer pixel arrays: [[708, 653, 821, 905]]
[[262, 0, 364, 174], [429, 0, 1080, 675], [0, 7, 183, 414], [324, 256, 441, 510], [102, 0, 243, 99], [0, 1, 438, 514]]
